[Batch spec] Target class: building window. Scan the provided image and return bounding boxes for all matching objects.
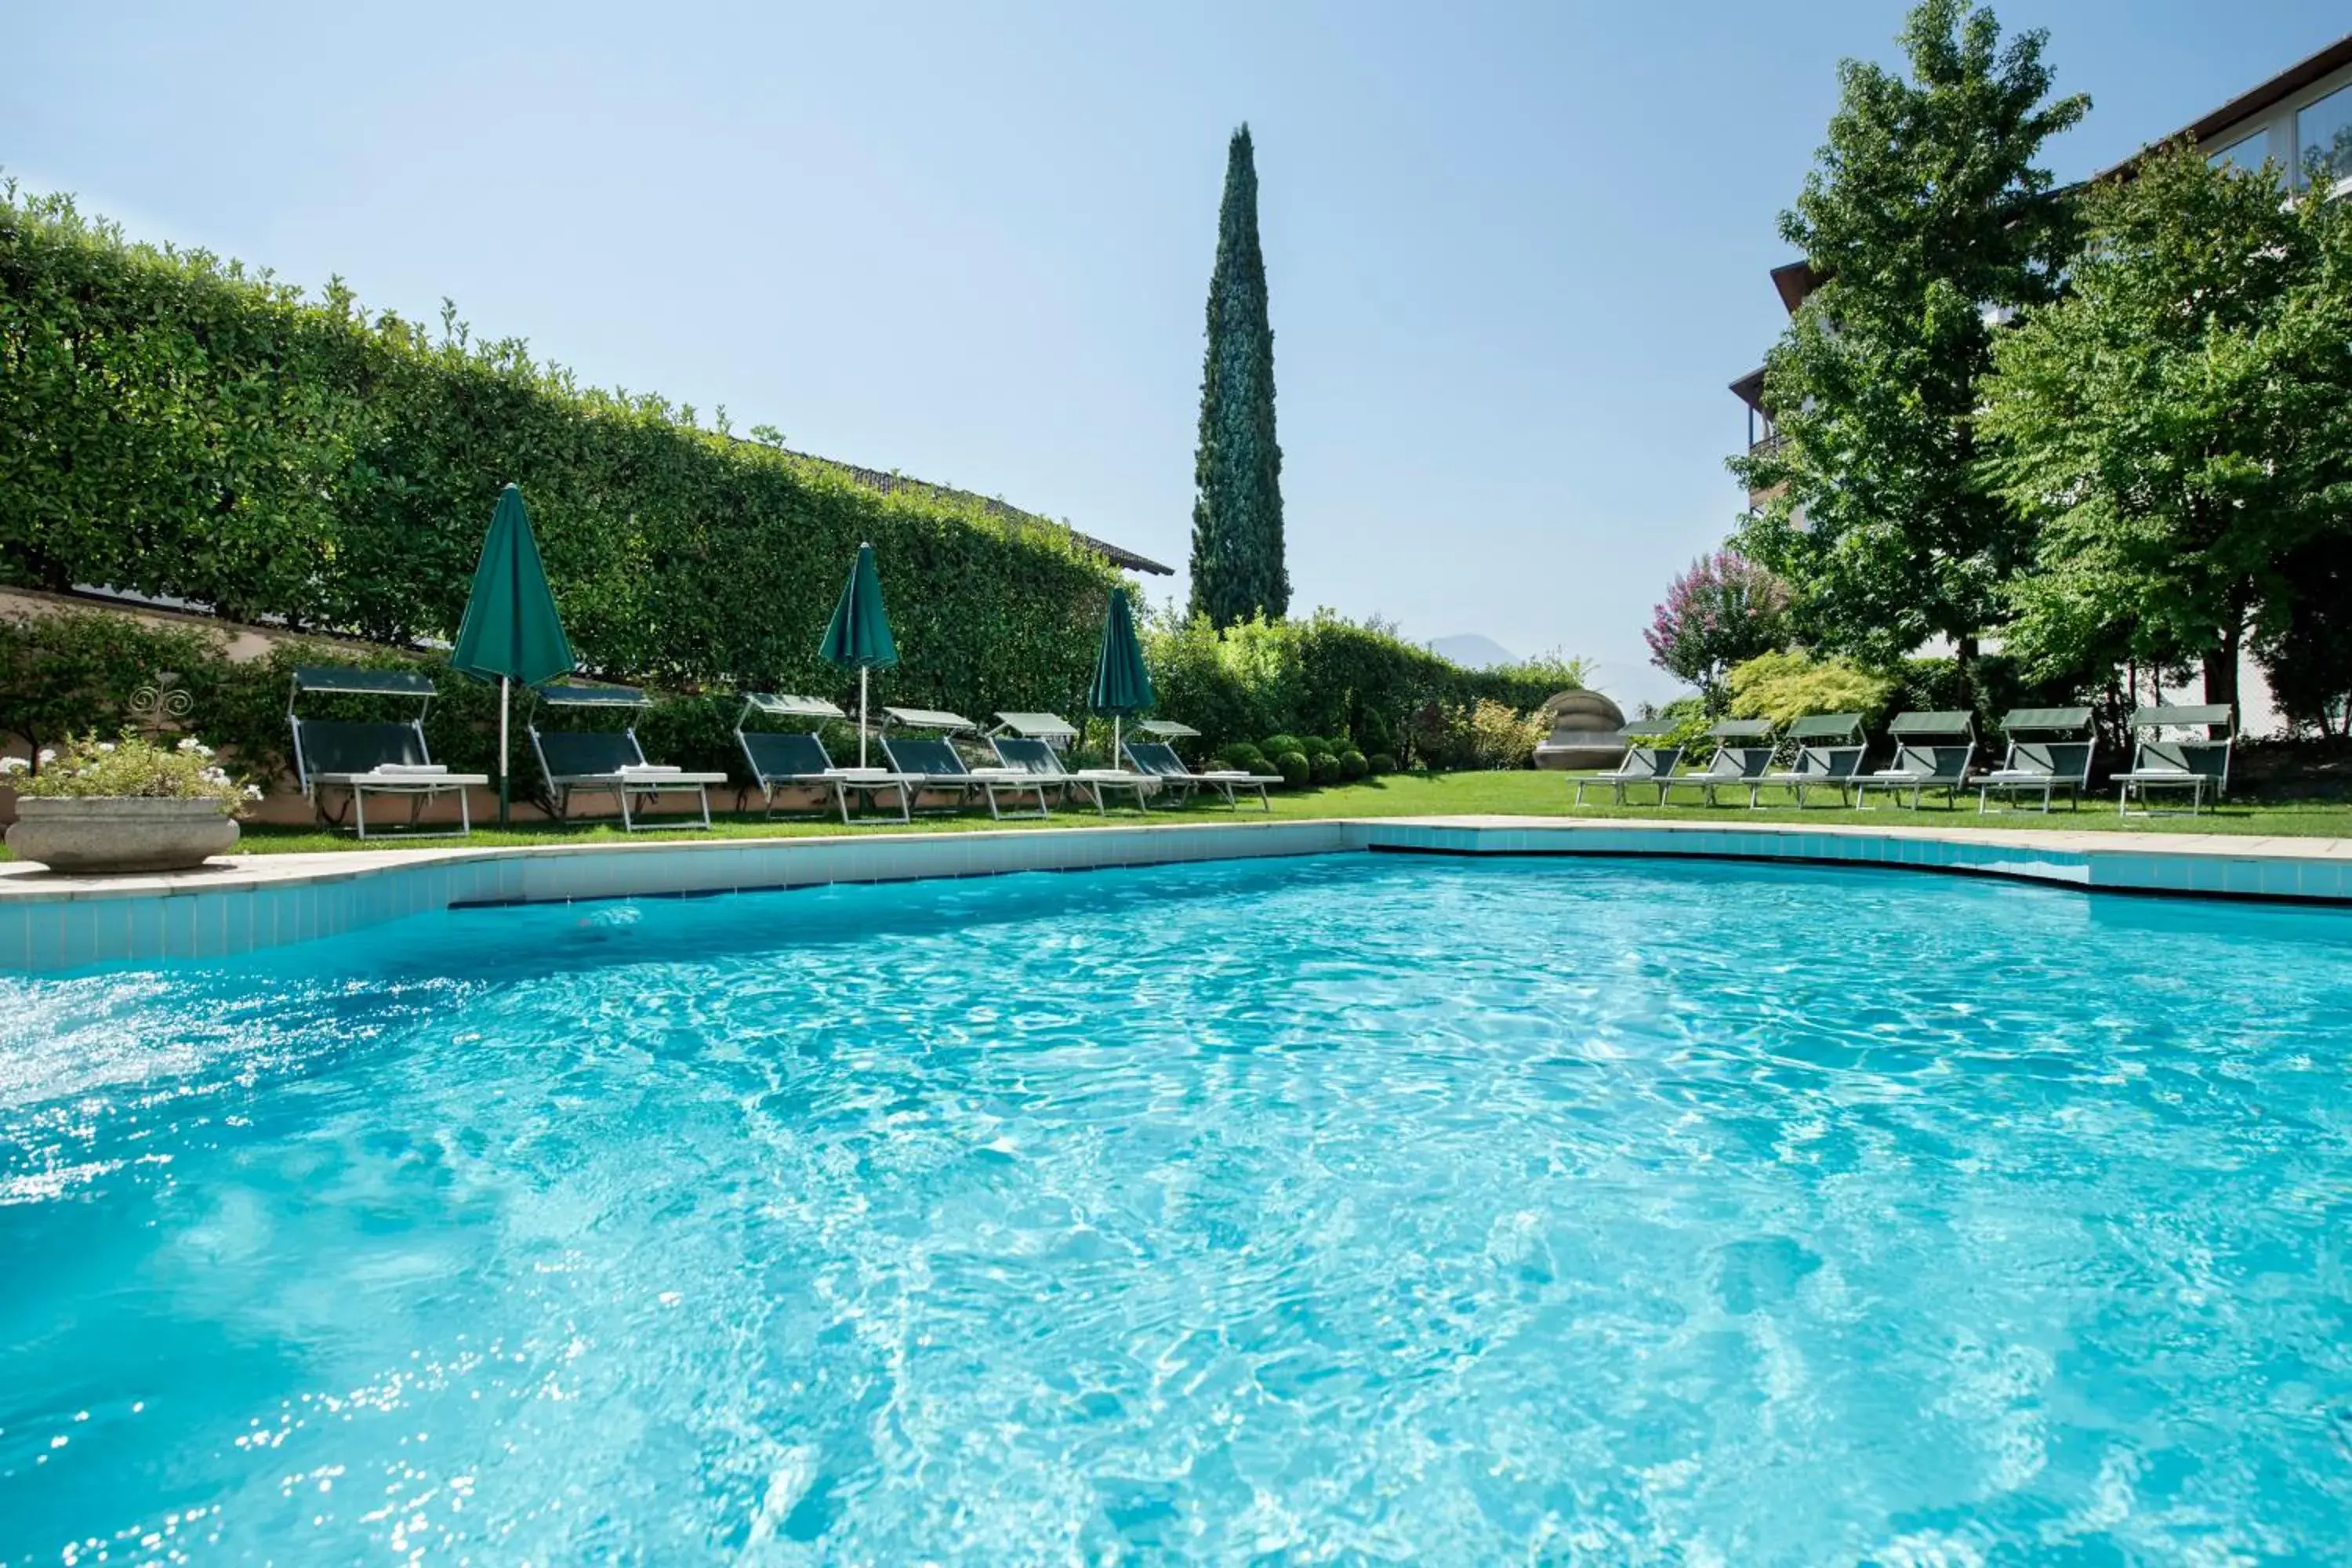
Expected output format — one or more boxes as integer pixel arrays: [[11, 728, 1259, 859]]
[[2208, 130, 2270, 176], [2299, 82, 2352, 187]]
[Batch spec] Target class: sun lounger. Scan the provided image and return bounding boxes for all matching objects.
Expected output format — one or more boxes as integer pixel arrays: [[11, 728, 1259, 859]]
[[2114, 704, 2234, 817], [735, 694, 916, 824], [880, 709, 1053, 818], [1853, 711, 1976, 809], [1754, 713, 1867, 808], [1122, 739, 1280, 811], [1658, 720, 1777, 806], [1977, 706, 2096, 814], [288, 666, 491, 838], [987, 714, 1150, 814], [1572, 720, 1681, 806], [531, 684, 728, 829]]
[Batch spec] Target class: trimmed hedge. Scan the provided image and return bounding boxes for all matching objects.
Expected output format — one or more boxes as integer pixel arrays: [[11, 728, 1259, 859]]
[[0, 187, 1125, 715], [1146, 612, 1583, 760]]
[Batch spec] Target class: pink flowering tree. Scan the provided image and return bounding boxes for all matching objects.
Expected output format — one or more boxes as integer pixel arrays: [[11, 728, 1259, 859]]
[[1644, 550, 1794, 702]]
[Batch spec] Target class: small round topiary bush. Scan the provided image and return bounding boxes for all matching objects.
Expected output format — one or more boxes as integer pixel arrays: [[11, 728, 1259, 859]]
[[1308, 750, 1341, 786], [1274, 750, 1311, 788], [1367, 752, 1397, 776], [1219, 742, 1272, 775], [1338, 749, 1368, 782], [1261, 734, 1304, 761]]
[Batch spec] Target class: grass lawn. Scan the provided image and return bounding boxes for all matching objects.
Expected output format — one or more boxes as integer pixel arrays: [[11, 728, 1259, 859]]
[[10, 771, 2346, 858]]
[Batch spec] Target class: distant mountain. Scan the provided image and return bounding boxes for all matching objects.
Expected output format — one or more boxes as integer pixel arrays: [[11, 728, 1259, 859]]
[[1428, 634, 1518, 670]]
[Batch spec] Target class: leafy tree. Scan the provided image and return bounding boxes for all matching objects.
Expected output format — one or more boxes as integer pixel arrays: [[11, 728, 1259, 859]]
[[1189, 125, 1288, 628], [1643, 549, 1793, 702], [2255, 538, 2352, 738], [1978, 143, 2352, 713], [1730, 0, 2087, 678]]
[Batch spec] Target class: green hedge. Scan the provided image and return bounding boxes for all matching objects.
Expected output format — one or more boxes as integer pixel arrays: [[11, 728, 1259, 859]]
[[0, 186, 1588, 775], [1144, 611, 1583, 760], [0, 185, 1123, 713]]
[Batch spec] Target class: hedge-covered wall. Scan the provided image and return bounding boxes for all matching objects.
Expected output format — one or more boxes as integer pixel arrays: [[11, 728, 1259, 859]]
[[1, 184, 1589, 777], [0, 184, 1124, 717]]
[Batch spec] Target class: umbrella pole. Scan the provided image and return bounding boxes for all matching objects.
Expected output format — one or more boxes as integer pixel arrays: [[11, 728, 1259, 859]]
[[1113, 716, 1121, 768], [859, 666, 869, 769], [498, 676, 511, 827]]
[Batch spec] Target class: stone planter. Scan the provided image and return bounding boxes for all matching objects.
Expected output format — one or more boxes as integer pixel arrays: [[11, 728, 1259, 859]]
[[5, 796, 240, 873]]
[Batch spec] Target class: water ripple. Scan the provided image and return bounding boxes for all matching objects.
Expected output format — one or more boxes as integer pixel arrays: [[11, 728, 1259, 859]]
[[3, 855, 2350, 1562]]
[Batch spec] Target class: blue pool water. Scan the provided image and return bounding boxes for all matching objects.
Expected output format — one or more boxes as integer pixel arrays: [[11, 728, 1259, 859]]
[[3, 853, 2350, 1563]]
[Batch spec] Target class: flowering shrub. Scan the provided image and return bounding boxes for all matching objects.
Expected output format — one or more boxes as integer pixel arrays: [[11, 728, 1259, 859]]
[[1645, 551, 1795, 699], [3, 733, 259, 811]]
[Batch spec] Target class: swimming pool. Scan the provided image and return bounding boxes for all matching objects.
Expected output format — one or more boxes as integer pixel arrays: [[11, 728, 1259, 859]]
[[4, 853, 2349, 1561]]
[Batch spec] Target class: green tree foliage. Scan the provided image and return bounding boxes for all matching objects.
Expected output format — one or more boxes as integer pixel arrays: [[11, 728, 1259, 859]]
[[1189, 126, 1288, 628], [1978, 143, 2352, 714], [1730, 0, 2087, 674], [1723, 648, 1898, 730], [0, 183, 1126, 713], [2255, 539, 2352, 738]]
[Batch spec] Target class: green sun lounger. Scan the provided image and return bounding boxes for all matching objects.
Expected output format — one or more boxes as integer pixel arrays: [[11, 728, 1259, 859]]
[[1978, 707, 2096, 814], [531, 684, 728, 830], [1754, 713, 1867, 808], [1659, 720, 1777, 806], [1573, 720, 1681, 806], [880, 708, 1054, 819], [735, 694, 916, 825], [1122, 739, 1280, 811], [2114, 704, 2234, 817], [987, 714, 1151, 815], [1853, 712, 1976, 809], [288, 666, 491, 839]]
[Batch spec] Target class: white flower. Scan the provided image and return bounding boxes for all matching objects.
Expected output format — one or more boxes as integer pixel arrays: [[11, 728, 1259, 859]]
[[243, 784, 263, 800], [95, 742, 116, 753], [36, 748, 55, 764], [0, 757, 27, 775], [177, 736, 201, 751]]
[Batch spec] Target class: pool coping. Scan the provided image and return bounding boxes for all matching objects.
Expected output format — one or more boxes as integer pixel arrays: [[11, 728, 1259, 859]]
[[2, 815, 2347, 971]]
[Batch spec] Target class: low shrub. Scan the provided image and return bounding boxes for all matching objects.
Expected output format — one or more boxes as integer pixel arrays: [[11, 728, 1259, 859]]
[[1338, 749, 1368, 781], [1460, 699, 1546, 770], [1218, 742, 1272, 775], [1260, 733, 1305, 761], [5, 731, 257, 811], [1273, 750, 1310, 788], [1724, 649, 1896, 730], [1367, 752, 1397, 775], [1308, 750, 1341, 785]]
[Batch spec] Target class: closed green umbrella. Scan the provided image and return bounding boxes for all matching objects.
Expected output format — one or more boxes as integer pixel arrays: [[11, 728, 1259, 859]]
[[1087, 586, 1155, 765], [819, 542, 898, 768], [450, 483, 575, 825]]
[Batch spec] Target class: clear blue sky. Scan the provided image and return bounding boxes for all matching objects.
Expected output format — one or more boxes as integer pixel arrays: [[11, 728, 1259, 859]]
[[7, 2, 2347, 707]]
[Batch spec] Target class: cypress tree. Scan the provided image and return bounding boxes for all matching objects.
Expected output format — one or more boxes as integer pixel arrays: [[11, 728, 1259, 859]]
[[1189, 124, 1288, 628]]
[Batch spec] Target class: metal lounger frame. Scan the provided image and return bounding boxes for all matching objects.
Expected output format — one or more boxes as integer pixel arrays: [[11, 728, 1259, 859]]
[[1123, 741, 1276, 812], [532, 687, 724, 830], [880, 732, 1054, 820], [1573, 731, 1682, 807], [2114, 706, 2235, 818], [1977, 709, 2097, 815], [736, 699, 913, 825], [989, 735, 1150, 815], [287, 667, 487, 840]]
